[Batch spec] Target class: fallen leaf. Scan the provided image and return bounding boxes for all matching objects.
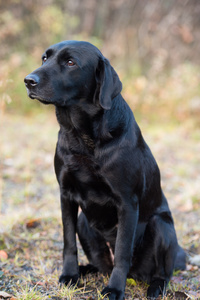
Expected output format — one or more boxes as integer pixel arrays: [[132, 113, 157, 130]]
[[173, 291, 190, 299], [0, 291, 17, 299], [26, 218, 40, 229], [0, 251, 8, 260], [126, 278, 137, 286]]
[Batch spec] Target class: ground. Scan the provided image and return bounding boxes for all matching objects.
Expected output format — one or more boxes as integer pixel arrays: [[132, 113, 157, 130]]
[[0, 111, 200, 300]]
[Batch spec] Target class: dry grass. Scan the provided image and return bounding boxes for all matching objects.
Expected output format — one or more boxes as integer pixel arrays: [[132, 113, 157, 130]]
[[0, 112, 200, 299]]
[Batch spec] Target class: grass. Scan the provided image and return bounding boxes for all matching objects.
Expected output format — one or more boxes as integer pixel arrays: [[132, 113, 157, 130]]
[[0, 112, 200, 299]]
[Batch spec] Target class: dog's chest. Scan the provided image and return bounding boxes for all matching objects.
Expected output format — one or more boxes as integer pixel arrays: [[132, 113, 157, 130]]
[[60, 153, 111, 200], [60, 152, 119, 229]]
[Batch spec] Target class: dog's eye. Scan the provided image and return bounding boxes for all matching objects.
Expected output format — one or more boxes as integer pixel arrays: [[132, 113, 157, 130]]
[[43, 56, 47, 63], [67, 60, 75, 66]]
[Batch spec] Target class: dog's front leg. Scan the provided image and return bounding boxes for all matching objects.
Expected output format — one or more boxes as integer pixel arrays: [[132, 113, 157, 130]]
[[102, 197, 139, 300], [59, 192, 79, 286]]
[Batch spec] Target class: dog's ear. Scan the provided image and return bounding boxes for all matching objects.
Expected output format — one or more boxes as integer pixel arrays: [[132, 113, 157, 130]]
[[94, 58, 122, 110]]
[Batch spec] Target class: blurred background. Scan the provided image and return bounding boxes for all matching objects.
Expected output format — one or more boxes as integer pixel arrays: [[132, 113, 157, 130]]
[[1, 0, 200, 120], [0, 1, 200, 297]]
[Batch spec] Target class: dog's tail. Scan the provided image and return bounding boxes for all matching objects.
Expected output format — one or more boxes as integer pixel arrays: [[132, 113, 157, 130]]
[[174, 245, 187, 270]]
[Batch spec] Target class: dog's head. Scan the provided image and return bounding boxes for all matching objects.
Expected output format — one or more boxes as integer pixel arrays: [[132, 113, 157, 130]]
[[24, 40, 122, 109]]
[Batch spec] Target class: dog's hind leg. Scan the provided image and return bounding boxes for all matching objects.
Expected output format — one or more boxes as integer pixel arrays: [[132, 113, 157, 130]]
[[131, 212, 180, 299], [145, 213, 179, 299], [77, 212, 113, 275]]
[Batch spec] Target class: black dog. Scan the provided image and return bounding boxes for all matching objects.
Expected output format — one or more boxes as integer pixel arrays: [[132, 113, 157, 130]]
[[24, 41, 186, 299]]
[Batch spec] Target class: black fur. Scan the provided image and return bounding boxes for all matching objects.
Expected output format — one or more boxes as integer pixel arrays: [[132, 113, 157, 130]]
[[24, 40, 186, 299]]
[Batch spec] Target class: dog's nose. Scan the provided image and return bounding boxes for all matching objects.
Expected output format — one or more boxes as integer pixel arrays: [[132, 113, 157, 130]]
[[24, 74, 40, 88]]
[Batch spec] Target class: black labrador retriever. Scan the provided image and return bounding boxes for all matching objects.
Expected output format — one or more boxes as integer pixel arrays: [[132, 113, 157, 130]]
[[24, 41, 186, 299]]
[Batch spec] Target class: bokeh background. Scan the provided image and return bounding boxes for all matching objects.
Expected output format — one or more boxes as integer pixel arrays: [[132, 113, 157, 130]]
[[0, 1, 200, 299], [1, 0, 200, 119]]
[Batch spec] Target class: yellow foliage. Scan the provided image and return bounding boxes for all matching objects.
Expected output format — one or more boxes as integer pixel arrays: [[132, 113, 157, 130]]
[[126, 278, 137, 286]]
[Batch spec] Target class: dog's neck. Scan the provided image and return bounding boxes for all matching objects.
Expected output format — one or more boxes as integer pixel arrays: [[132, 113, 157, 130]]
[[55, 103, 101, 130], [55, 95, 129, 150], [55, 104, 103, 152]]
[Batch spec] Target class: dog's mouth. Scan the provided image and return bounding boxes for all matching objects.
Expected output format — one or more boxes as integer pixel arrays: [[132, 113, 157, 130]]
[[28, 91, 52, 105]]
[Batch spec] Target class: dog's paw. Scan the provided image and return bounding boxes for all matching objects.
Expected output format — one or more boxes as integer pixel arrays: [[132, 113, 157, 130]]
[[101, 286, 124, 300], [147, 287, 160, 299], [147, 279, 166, 299], [59, 273, 79, 286]]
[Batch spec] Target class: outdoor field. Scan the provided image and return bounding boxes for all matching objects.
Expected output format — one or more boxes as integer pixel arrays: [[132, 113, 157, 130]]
[[0, 1, 200, 299]]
